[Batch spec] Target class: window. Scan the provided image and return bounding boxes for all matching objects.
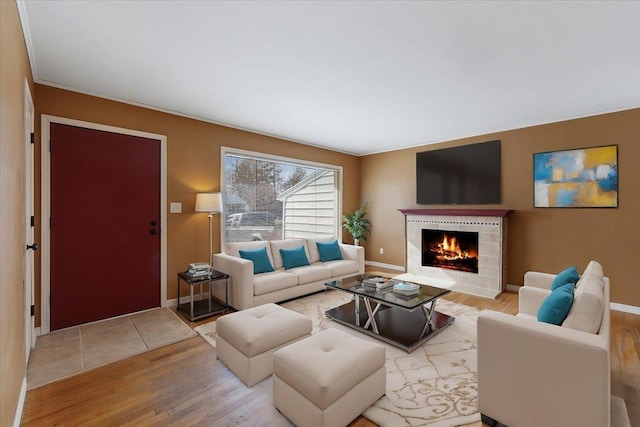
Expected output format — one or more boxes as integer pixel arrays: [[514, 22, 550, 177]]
[[222, 148, 342, 244]]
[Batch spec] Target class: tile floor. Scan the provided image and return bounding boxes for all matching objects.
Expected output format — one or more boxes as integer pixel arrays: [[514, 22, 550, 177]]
[[27, 308, 196, 389]]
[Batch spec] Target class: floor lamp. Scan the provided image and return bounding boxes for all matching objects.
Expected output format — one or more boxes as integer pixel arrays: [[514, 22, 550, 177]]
[[195, 192, 223, 268]]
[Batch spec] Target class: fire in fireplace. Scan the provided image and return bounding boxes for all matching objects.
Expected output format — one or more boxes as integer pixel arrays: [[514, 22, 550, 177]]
[[422, 229, 479, 273]]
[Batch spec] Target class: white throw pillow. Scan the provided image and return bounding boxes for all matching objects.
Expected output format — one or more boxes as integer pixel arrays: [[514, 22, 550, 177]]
[[575, 260, 603, 290], [562, 272, 604, 334]]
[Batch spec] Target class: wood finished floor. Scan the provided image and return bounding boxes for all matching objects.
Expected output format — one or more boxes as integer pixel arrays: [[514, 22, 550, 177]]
[[22, 279, 639, 426]]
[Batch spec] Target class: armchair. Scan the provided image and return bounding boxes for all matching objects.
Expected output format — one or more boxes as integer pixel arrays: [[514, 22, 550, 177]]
[[477, 261, 610, 427]]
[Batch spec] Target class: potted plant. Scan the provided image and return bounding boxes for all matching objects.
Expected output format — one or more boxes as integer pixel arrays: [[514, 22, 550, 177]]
[[343, 202, 371, 246]]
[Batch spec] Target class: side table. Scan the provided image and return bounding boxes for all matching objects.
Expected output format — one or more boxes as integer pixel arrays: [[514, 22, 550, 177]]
[[177, 270, 229, 322]]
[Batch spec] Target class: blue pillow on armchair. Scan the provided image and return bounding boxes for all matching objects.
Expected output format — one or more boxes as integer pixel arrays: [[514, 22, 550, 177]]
[[537, 283, 574, 325], [239, 247, 274, 274], [551, 266, 579, 291]]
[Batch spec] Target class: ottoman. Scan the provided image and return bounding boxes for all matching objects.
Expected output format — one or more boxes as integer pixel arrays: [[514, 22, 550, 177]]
[[216, 303, 312, 387], [273, 329, 386, 427]]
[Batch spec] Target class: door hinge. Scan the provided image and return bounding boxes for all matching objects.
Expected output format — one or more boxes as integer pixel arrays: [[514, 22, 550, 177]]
[[49, 140, 52, 152], [30, 132, 35, 144], [30, 215, 35, 227], [30, 305, 35, 316]]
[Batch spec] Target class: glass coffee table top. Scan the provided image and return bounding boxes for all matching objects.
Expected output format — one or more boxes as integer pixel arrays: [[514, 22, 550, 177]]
[[325, 274, 451, 310], [324, 274, 455, 352]]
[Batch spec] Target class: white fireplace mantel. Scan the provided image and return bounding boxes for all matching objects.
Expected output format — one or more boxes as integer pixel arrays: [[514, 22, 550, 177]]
[[399, 208, 512, 298]]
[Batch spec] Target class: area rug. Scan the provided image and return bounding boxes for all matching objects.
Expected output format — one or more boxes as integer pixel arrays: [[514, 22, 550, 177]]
[[195, 290, 632, 427], [195, 318, 218, 348], [27, 308, 196, 389]]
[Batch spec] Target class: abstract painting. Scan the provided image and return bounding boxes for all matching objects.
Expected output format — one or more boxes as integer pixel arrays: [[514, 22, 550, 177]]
[[533, 145, 618, 208]]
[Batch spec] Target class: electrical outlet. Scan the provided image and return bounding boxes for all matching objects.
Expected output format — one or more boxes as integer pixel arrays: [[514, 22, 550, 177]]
[[379, 247, 384, 254], [170, 202, 182, 213]]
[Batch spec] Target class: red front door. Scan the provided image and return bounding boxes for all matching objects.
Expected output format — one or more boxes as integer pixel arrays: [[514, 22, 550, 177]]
[[50, 123, 160, 330]]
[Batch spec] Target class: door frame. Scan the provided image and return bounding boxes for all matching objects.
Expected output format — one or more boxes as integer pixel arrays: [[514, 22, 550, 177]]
[[24, 79, 35, 356], [40, 115, 168, 334]]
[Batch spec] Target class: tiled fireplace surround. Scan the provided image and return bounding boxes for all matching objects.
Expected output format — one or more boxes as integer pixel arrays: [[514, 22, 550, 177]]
[[399, 209, 511, 298]]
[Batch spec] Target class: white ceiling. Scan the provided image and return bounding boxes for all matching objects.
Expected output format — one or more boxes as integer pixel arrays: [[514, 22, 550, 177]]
[[18, 1, 640, 156]]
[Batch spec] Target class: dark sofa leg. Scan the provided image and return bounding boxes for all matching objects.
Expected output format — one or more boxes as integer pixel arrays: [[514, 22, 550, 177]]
[[481, 413, 504, 426]]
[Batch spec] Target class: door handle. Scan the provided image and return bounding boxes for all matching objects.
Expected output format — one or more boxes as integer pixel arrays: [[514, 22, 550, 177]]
[[150, 220, 158, 226], [150, 229, 158, 235], [27, 243, 39, 251]]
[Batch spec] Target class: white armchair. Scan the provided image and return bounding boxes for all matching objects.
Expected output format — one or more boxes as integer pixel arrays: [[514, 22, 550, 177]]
[[477, 261, 610, 427]]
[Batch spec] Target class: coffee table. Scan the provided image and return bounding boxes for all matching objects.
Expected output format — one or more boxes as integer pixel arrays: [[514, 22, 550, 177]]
[[325, 274, 455, 353]]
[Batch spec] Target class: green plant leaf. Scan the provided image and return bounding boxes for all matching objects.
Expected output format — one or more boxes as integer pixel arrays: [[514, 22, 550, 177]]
[[343, 202, 371, 241]]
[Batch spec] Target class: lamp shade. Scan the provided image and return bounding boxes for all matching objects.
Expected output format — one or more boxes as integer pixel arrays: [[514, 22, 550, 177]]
[[195, 192, 223, 213]]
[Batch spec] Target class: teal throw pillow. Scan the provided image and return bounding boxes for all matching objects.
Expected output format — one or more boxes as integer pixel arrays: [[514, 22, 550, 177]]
[[316, 240, 343, 262], [537, 283, 574, 325], [280, 246, 310, 270], [239, 247, 274, 274], [551, 266, 579, 291]]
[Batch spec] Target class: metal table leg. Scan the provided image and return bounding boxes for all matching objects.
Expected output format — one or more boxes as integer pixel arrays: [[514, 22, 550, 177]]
[[419, 300, 437, 339], [224, 277, 228, 312], [190, 284, 194, 319], [363, 298, 381, 334]]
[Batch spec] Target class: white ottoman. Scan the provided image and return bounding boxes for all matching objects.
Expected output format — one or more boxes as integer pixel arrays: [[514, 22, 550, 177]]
[[216, 303, 312, 387], [273, 329, 386, 427]]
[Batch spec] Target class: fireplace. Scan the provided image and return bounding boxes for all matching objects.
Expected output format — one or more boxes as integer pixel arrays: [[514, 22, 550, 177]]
[[401, 209, 510, 298], [422, 229, 479, 273]]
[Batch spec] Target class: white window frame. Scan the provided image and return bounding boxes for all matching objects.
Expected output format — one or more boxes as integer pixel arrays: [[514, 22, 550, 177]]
[[220, 146, 343, 246]]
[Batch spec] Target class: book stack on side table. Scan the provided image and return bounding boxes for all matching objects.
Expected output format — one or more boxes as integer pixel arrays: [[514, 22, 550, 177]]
[[186, 262, 211, 278]]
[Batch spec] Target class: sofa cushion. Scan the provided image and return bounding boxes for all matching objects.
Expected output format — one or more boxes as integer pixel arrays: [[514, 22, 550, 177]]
[[286, 265, 332, 285], [551, 266, 579, 291], [321, 259, 360, 277], [239, 247, 275, 274], [280, 246, 311, 270], [305, 237, 339, 263], [562, 270, 604, 333], [270, 239, 309, 269], [316, 240, 344, 262], [226, 241, 274, 267], [254, 271, 298, 296], [537, 283, 574, 325]]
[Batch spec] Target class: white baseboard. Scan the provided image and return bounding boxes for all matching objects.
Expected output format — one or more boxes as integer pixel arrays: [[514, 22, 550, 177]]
[[172, 276, 640, 315], [365, 260, 405, 271], [12, 377, 26, 427], [610, 302, 640, 315]]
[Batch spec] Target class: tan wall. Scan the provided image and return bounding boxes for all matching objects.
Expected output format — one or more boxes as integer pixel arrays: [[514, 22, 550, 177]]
[[0, 1, 34, 424], [361, 109, 640, 306], [33, 84, 361, 324]]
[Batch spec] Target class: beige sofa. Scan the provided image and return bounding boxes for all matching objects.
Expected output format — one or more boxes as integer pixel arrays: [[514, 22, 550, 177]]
[[212, 238, 364, 311], [477, 260, 610, 427]]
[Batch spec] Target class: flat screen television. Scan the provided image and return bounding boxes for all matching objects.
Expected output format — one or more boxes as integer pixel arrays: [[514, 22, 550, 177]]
[[416, 140, 501, 205]]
